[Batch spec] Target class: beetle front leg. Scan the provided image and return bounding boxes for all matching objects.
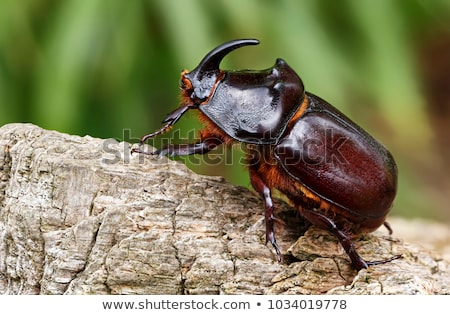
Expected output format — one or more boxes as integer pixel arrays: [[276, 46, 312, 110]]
[[140, 136, 223, 157], [249, 168, 282, 262]]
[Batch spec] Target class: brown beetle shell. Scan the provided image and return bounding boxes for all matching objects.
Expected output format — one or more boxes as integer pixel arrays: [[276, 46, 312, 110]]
[[273, 93, 397, 229]]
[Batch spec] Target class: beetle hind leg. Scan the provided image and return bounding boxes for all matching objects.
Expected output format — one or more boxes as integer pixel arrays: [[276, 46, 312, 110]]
[[301, 208, 401, 270], [383, 221, 393, 235], [365, 254, 403, 267]]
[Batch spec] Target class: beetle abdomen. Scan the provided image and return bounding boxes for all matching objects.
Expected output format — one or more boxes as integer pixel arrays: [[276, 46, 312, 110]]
[[274, 93, 398, 220]]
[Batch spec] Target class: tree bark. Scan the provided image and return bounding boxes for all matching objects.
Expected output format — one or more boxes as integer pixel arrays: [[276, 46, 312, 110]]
[[0, 123, 449, 294]]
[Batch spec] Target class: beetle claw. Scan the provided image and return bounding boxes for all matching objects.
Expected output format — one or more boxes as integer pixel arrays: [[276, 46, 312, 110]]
[[267, 231, 282, 262], [364, 254, 403, 268], [130, 146, 153, 156]]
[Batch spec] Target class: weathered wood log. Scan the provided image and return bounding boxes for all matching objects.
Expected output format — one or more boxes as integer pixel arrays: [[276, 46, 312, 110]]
[[0, 123, 449, 294]]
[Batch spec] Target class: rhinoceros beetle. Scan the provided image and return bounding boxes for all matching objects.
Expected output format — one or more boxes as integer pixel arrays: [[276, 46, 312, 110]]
[[134, 39, 401, 270]]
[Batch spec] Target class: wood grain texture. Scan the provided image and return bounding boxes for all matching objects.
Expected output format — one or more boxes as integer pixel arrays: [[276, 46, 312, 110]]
[[0, 123, 449, 294]]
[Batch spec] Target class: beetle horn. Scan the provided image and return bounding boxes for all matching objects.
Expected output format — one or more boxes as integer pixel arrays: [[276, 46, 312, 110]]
[[185, 39, 259, 100], [193, 38, 259, 74]]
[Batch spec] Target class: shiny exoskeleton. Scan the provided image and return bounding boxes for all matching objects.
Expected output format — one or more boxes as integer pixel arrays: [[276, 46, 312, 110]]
[[134, 39, 401, 270]]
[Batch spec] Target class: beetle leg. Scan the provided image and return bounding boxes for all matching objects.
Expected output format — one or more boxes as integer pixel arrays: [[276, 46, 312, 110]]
[[301, 208, 401, 270], [154, 136, 223, 157], [300, 208, 369, 270], [383, 221, 393, 235], [249, 168, 282, 262], [139, 104, 194, 143]]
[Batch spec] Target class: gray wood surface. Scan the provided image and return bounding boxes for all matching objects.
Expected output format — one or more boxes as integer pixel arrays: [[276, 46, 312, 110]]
[[1, 123, 449, 294]]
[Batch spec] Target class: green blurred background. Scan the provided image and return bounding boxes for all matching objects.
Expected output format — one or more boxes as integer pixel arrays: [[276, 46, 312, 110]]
[[1, 0, 449, 222]]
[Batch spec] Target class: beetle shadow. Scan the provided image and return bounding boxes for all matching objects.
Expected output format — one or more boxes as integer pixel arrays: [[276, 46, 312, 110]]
[[272, 199, 311, 264]]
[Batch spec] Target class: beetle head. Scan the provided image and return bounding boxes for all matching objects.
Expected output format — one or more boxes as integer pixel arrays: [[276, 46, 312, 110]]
[[180, 39, 259, 104], [137, 39, 260, 143]]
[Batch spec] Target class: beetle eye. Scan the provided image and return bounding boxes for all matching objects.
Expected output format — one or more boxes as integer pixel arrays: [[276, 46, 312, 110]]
[[180, 76, 193, 92]]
